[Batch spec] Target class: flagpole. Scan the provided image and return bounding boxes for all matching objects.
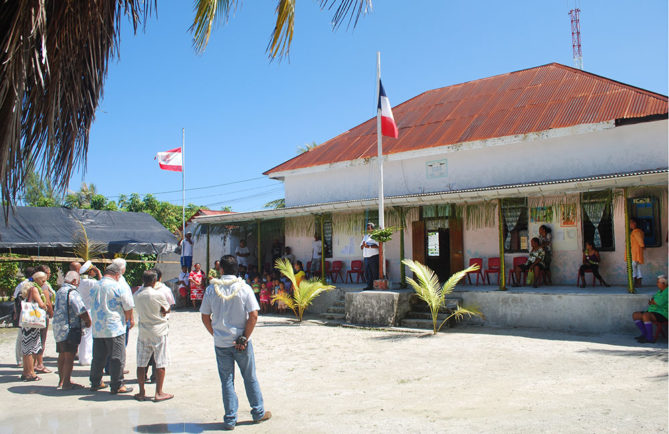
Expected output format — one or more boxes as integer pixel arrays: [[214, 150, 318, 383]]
[[182, 128, 185, 237], [376, 51, 385, 278]]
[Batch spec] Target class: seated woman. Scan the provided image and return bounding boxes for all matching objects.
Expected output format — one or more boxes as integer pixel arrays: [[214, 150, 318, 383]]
[[539, 225, 553, 285], [578, 241, 610, 287], [512, 237, 545, 288], [632, 275, 668, 343]]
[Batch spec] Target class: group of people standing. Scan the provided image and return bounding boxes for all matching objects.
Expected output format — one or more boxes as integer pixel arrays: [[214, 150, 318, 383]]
[[14, 258, 175, 401]]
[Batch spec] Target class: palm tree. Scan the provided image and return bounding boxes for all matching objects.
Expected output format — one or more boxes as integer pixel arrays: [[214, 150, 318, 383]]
[[264, 198, 286, 209], [297, 142, 319, 154], [402, 259, 484, 334], [272, 258, 334, 322], [0, 0, 372, 215]]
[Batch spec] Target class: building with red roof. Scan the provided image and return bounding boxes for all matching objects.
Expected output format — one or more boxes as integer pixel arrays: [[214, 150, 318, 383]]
[[198, 63, 667, 291]]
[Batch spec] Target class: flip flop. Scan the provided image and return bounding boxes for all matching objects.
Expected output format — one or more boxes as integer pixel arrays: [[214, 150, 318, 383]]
[[23, 375, 41, 382], [134, 394, 148, 402], [153, 394, 174, 402], [35, 367, 52, 374], [60, 383, 83, 391]]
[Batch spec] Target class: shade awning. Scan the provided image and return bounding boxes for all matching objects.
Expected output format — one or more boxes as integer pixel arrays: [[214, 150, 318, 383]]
[[0, 207, 178, 255]]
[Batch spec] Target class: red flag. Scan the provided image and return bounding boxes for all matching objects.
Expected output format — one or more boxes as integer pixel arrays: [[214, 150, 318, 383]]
[[155, 147, 182, 172]]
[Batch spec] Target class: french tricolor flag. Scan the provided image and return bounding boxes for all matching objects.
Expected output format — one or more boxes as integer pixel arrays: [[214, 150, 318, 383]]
[[378, 80, 399, 138], [155, 147, 183, 172]]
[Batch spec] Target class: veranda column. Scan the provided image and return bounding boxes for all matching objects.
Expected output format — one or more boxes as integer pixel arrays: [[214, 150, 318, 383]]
[[497, 199, 507, 291], [205, 224, 210, 279], [257, 220, 262, 275], [623, 188, 634, 293], [320, 214, 325, 281], [399, 207, 406, 288]]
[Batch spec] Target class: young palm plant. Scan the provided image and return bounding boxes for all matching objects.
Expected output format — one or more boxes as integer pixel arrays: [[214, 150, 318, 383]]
[[402, 259, 483, 334], [272, 258, 334, 322], [72, 222, 106, 261]]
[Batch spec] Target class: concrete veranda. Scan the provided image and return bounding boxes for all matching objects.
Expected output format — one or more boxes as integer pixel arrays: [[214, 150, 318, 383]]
[[0, 311, 666, 433]]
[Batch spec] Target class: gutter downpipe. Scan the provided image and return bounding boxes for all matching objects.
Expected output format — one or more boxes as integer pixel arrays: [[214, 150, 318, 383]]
[[257, 220, 262, 275], [399, 207, 406, 288]]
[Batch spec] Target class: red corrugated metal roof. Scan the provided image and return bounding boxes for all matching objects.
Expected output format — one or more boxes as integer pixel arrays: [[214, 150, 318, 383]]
[[264, 63, 668, 175]]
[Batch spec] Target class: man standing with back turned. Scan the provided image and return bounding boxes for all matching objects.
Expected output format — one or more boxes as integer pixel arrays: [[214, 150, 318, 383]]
[[200, 255, 271, 430]]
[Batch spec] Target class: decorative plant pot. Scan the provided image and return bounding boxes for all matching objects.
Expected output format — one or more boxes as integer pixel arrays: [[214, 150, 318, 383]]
[[373, 279, 389, 290]]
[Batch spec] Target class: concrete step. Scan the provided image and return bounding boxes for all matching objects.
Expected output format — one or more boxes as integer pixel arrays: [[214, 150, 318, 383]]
[[404, 311, 452, 321], [320, 312, 346, 321], [327, 307, 345, 314], [332, 300, 345, 308], [399, 318, 452, 330]]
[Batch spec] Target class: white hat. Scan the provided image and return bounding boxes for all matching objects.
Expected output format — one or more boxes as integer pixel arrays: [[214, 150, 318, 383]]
[[80, 260, 92, 274]]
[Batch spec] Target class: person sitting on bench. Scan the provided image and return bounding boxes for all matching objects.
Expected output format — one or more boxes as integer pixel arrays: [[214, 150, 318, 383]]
[[578, 241, 610, 287], [512, 238, 545, 288], [632, 275, 668, 343]]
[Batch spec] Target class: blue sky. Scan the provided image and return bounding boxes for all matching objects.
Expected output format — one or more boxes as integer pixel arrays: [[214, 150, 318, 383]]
[[75, 0, 668, 212]]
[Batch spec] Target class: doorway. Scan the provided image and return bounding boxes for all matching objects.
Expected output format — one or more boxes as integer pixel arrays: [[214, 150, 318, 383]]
[[426, 225, 450, 282], [412, 215, 465, 283]]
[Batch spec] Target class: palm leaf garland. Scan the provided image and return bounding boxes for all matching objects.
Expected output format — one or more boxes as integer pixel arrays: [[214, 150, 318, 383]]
[[402, 259, 483, 334], [272, 258, 334, 321]]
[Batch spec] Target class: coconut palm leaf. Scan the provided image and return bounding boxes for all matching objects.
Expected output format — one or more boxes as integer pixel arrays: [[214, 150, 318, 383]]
[[72, 222, 106, 261], [436, 305, 484, 334], [191, 0, 371, 58], [271, 290, 298, 318], [274, 258, 297, 289], [0, 1, 154, 218]]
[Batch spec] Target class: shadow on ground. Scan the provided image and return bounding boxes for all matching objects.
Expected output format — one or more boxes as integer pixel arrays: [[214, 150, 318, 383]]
[[134, 420, 256, 433]]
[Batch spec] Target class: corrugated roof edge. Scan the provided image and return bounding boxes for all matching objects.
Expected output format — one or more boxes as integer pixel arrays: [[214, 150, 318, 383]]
[[263, 62, 668, 176]]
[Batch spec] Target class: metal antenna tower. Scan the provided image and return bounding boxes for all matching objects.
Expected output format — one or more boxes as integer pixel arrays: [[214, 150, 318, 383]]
[[569, 8, 583, 70]]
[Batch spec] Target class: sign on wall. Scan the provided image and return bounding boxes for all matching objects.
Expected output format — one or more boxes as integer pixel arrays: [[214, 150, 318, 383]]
[[426, 159, 448, 179]]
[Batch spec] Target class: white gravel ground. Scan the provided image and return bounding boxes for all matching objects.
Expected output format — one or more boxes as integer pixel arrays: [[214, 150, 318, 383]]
[[0, 311, 666, 433]]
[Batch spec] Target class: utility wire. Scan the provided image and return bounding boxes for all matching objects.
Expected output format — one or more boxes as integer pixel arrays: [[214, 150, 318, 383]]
[[106, 176, 268, 199]]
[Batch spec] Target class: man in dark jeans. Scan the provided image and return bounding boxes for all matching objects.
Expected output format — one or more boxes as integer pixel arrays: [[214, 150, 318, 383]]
[[89, 263, 134, 394], [360, 222, 380, 290]]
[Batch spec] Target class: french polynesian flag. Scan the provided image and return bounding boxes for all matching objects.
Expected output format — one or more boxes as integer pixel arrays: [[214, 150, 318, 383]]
[[155, 147, 183, 172], [378, 80, 399, 138]]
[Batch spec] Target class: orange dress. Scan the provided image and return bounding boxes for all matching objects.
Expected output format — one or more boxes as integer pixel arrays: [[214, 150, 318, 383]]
[[631, 228, 645, 264]]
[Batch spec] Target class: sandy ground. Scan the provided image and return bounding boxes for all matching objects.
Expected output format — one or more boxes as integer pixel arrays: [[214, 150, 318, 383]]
[[0, 311, 666, 434]]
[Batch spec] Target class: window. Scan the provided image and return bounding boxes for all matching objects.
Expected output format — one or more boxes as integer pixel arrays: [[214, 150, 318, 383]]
[[421, 204, 452, 219], [629, 197, 662, 248], [581, 191, 614, 251], [502, 198, 528, 252], [315, 215, 333, 259]]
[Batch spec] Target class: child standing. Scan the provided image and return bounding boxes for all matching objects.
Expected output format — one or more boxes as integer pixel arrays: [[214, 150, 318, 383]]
[[259, 283, 271, 314], [251, 276, 261, 303], [276, 281, 288, 314]]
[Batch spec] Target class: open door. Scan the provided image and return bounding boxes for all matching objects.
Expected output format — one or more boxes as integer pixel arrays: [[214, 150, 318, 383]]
[[449, 217, 464, 274], [412, 220, 425, 264]]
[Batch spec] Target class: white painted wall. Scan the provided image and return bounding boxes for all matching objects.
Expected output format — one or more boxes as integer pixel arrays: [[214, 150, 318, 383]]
[[282, 120, 667, 207]]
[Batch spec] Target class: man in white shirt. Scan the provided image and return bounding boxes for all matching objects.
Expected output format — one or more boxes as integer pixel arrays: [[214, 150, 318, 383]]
[[180, 232, 194, 272], [360, 222, 380, 290], [311, 235, 322, 276], [133, 270, 173, 402], [77, 261, 102, 365], [235, 240, 251, 268], [201, 255, 271, 429]]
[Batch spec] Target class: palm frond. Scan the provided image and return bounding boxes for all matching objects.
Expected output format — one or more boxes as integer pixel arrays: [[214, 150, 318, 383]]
[[274, 258, 297, 289], [72, 222, 106, 261], [441, 264, 479, 296], [271, 291, 297, 317], [436, 305, 484, 333], [320, 0, 372, 30], [0, 0, 153, 219], [267, 0, 295, 60], [190, 0, 238, 53]]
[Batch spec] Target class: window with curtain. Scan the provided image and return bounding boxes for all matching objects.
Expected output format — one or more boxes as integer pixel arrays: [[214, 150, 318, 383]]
[[502, 198, 528, 252], [581, 191, 614, 251]]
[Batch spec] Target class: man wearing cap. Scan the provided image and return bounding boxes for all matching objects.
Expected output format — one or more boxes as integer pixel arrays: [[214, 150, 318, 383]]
[[77, 261, 102, 365], [180, 232, 194, 272], [360, 222, 380, 290]]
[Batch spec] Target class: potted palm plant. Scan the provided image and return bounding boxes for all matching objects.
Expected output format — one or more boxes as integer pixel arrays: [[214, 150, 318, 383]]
[[370, 226, 396, 290]]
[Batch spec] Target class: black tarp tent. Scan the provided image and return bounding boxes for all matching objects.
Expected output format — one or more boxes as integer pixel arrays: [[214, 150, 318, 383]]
[[0, 207, 177, 256]]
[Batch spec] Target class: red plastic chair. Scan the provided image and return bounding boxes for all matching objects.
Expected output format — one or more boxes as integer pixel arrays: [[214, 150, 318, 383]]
[[466, 258, 485, 285], [576, 269, 598, 287], [485, 257, 501, 285], [329, 261, 344, 283], [347, 260, 364, 283], [653, 320, 668, 342], [508, 256, 528, 286]]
